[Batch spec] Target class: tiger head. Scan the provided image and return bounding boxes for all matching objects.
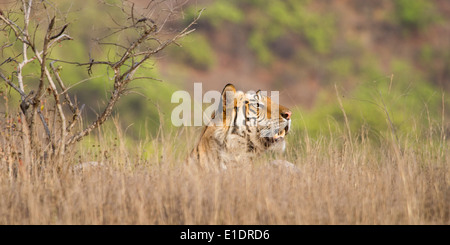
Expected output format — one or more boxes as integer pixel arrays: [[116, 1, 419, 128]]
[[211, 83, 291, 151], [190, 83, 292, 169]]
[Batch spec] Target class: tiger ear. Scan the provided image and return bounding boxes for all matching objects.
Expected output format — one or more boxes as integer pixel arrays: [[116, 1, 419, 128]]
[[222, 83, 236, 95], [221, 83, 236, 111], [256, 89, 261, 95]]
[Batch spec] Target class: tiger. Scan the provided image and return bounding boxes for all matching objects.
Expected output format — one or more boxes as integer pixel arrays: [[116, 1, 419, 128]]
[[187, 83, 292, 171]]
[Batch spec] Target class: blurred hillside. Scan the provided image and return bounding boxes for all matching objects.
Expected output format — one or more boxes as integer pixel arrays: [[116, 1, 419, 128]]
[[1, 0, 449, 139], [160, 0, 449, 105], [156, 0, 450, 138]]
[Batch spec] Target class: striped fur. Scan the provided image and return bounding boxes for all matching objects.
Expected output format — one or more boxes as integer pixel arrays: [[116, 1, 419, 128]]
[[187, 84, 292, 171]]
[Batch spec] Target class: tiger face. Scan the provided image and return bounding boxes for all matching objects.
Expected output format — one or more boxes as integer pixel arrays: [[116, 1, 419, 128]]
[[189, 83, 292, 170]]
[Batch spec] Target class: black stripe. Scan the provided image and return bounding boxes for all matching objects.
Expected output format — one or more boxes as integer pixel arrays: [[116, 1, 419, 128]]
[[247, 134, 255, 152], [196, 146, 200, 160], [232, 106, 238, 128]]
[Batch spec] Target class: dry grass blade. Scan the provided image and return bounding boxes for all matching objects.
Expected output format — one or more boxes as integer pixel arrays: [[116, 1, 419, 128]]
[[0, 123, 448, 225]]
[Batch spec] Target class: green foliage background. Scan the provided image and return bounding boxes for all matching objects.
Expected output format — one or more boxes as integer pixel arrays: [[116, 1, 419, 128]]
[[1, 0, 449, 146], [176, 0, 448, 142]]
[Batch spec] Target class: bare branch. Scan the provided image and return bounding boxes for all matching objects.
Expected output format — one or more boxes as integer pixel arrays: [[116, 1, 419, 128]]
[[130, 76, 163, 82], [112, 24, 157, 69], [0, 54, 20, 67], [0, 14, 24, 42], [97, 42, 129, 50], [1, 0, 202, 164], [59, 75, 102, 95], [50, 23, 69, 40], [66, 104, 85, 133], [29, 16, 56, 143], [47, 58, 112, 67], [47, 33, 73, 48], [65, 8, 204, 146], [0, 72, 26, 97], [49, 61, 76, 113], [37, 108, 54, 151]]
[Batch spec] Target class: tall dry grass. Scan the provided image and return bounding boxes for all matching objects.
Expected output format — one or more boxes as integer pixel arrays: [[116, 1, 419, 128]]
[[0, 113, 448, 225]]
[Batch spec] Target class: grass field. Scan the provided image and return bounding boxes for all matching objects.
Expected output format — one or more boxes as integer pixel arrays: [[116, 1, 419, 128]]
[[0, 0, 448, 226], [0, 116, 448, 225]]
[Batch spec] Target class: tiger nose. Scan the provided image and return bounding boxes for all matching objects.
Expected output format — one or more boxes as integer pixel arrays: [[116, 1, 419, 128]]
[[281, 110, 292, 120]]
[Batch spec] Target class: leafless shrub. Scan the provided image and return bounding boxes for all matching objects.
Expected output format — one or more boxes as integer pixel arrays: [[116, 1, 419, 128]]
[[0, 0, 203, 169]]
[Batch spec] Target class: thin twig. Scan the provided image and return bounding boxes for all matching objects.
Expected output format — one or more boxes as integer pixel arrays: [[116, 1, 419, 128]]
[[49, 61, 76, 113], [47, 58, 112, 67], [49, 23, 69, 40], [30, 16, 55, 145], [65, 8, 204, 146], [37, 109, 54, 151], [131, 76, 163, 82], [0, 72, 26, 97]]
